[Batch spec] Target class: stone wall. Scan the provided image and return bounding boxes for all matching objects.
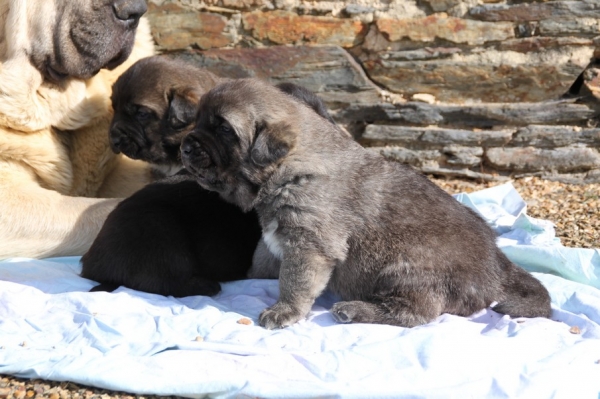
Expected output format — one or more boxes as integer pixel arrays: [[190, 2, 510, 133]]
[[145, 0, 600, 183]]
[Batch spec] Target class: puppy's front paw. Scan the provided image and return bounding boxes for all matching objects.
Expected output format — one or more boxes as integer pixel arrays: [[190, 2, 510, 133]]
[[259, 302, 305, 330]]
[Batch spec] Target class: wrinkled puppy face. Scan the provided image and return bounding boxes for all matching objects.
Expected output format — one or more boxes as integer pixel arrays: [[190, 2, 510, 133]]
[[109, 57, 217, 169], [181, 79, 298, 210], [24, 0, 147, 84]]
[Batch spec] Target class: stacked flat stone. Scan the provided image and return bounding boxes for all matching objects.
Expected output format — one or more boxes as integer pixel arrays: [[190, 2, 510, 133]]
[[145, 0, 600, 183]]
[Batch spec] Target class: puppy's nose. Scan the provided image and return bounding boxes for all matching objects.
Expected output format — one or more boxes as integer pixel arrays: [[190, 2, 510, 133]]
[[181, 136, 203, 157], [109, 130, 124, 153], [180, 139, 195, 157], [181, 137, 213, 168], [112, 0, 147, 23], [110, 135, 121, 147]]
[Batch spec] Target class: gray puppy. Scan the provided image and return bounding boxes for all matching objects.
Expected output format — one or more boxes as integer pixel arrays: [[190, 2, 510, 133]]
[[110, 56, 223, 177], [180, 78, 552, 329]]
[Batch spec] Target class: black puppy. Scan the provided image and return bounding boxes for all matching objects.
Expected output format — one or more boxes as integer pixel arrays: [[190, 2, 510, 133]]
[[81, 173, 262, 296]]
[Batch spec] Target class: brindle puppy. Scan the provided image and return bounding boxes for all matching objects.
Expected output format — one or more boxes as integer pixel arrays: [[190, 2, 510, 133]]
[[180, 78, 552, 328], [109, 56, 224, 177]]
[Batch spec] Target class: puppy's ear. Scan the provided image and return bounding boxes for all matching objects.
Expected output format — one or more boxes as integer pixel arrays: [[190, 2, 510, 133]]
[[250, 122, 297, 167], [167, 87, 201, 129]]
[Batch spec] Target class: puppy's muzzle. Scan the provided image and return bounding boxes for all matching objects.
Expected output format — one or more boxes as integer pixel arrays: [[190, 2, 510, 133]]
[[181, 135, 213, 176], [109, 121, 141, 157]]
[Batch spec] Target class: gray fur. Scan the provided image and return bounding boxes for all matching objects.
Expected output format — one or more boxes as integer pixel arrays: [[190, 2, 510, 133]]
[[181, 78, 552, 329]]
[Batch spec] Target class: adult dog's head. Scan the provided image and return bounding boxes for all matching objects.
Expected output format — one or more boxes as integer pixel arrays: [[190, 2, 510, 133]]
[[110, 56, 223, 174], [4, 0, 147, 83], [181, 79, 341, 210]]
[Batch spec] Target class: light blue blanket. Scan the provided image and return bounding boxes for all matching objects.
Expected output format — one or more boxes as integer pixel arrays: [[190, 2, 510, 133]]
[[1, 183, 599, 398]]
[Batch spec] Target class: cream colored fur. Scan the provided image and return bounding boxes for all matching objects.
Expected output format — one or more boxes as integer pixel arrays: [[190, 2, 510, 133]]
[[0, 1, 155, 259]]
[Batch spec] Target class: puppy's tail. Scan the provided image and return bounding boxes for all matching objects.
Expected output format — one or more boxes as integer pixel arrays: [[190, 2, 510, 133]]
[[492, 253, 552, 319]]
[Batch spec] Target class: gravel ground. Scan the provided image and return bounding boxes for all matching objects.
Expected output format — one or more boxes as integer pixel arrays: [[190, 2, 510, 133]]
[[1, 176, 598, 398], [431, 176, 600, 249]]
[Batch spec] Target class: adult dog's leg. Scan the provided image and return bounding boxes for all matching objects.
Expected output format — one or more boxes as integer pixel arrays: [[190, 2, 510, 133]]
[[0, 162, 120, 259]]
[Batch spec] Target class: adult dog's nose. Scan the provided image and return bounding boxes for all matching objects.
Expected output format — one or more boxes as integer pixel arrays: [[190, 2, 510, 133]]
[[113, 0, 147, 24]]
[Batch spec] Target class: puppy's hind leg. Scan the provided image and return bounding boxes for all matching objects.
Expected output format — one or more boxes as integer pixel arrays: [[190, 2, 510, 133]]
[[331, 268, 444, 327], [332, 294, 443, 328]]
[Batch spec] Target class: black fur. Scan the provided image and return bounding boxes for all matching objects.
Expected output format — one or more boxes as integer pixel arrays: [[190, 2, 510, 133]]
[[81, 174, 262, 297], [275, 82, 336, 125]]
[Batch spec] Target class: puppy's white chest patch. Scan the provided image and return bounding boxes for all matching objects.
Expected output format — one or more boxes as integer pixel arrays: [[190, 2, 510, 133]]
[[263, 220, 283, 260]]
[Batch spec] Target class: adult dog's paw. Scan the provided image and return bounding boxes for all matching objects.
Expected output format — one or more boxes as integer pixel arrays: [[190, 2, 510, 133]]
[[259, 302, 305, 330]]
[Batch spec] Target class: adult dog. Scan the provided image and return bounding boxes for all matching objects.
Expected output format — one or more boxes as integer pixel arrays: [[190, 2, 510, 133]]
[[181, 78, 552, 328], [0, 0, 155, 259]]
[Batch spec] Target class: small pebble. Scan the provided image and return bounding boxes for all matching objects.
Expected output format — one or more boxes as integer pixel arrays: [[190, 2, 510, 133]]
[[49, 393, 59, 399], [237, 318, 252, 325], [569, 326, 581, 334]]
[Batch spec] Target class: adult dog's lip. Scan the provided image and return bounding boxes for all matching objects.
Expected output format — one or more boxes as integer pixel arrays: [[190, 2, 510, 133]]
[[45, 64, 70, 83], [105, 50, 126, 70]]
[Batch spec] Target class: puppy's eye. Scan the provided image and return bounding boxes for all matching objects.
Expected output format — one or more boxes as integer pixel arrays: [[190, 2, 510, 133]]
[[218, 124, 232, 134], [135, 107, 153, 121]]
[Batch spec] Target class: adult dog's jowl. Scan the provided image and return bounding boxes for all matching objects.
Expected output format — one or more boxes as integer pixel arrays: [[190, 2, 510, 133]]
[[0, 0, 155, 259]]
